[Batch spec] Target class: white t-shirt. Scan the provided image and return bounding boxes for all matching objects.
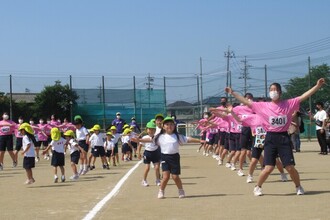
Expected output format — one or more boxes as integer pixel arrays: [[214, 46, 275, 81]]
[[112, 133, 121, 144], [314, 110, 327, 130], [23, 135, 35, 157], [50, 138, 66, 153], [67, 139, 79, 154], [76, 127, 89, 141], [155, 127, 162, 136], [121, 135, 130, 144], [104, 140, 115, 151], [156, 133, 188, 154], [89, 133, 105, 147], [141, 135, 158, 151]]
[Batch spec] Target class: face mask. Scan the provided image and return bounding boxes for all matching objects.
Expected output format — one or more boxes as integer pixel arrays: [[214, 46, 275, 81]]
[[269, 91, 280, 101], [203, 115, 209, 119], [18, 119, 23, 124], [3, 114, 9, 120], [116, 116, 121, 119], [30, 121, 34, 125], [39, 120, 44, 124]]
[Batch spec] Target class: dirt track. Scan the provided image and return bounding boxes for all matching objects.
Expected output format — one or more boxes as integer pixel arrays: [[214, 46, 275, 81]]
[[0, 141, 329, 220]]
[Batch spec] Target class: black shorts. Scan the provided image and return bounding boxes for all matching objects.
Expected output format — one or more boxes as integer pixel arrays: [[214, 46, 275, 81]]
[[219, 131, 226, 146], [0, 135, 14, 151], [224, 132, 230, 150], [78, 140, 89, 153], [251, 147, 263, 160], [113, 143, 119, 154], [161, 153, 181, 175], [240, 127, 252, 150], [70, 151, 80, 164], [143, 149, 161, 164], [122, 143, 132, 154], [93, 146, 106, 157], [51, 151, 65, 167], [23, 156, 35, 169], [15, 137, 23, 151], [263, 132, 295, 167], [229, 133, 241, 151], [36, 140, 49, 148], [213, 131, 220, 145], [206, 134, 216, 145], [105, 150, 113, 157], [131, 141, 138, 149], [201, 131, 207, 141]]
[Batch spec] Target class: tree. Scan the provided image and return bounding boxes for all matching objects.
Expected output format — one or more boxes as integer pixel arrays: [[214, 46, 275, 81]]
[[282, 64, 330, 111], [34, 81, 79, 120], [0, 91, 10, 114]]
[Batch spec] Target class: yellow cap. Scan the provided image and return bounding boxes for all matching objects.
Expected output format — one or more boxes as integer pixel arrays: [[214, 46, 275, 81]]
[[51, 127, 61, 141], [123, 124, 129, 129], [123, 128, 132, 135], [106, 131, 113, 136], [64, 130, 75, 138], [19, 123, 34, 135], [110, 126, 116, 130], [91, 124, 101, 131]]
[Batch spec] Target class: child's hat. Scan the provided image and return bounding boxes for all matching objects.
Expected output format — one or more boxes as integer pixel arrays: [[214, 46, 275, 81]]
[[123, 128, 132, 135], [19, 123, 34, 135], [155, 113, 164, 120], [106, 131, 114, 136], [51, 127, 61, 141], [123, 124, 130, 129], [110, 126, 117, 130], [64, 130, 75, 138], [74, 115, 83, 121], [146, 121, 156, 129], [162, 116, 175, 124], [116, 112, 121, 115], [91, 124, 101, 131]]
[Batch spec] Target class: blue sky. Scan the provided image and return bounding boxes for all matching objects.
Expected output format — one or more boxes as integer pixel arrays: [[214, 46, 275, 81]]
[[1, 0, 330, 102]]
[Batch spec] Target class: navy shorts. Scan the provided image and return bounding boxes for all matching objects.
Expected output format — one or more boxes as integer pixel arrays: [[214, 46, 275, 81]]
[[36, 140, 49, 148], [263, 132, 295, 167], [251, 147, 263, 160], [143, 149, 161, 164], [224, 133, 230, 150], [161, 153, 181, 175], [93, 146, 106, 157], [113, 144, 119, 154], [70, 151, 80, 164], [0, 135, 14, 151], [219, 131, 226, 146], [229, 133, 241, 151], [23, 156, 35, 169], [122, 143, 132, 154], [240, 127, 252, 150], [15, 137, 23, 151], [51, 151, 65, 167], [213, 132, 220, 145], [105, 150, 113, 157], [131, 141, 138, 149], [206, 134, 216, 145], [201, 131, 207, 141], [78, 140, 89, 153]]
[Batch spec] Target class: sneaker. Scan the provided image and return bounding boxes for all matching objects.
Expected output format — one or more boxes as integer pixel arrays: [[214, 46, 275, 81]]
[[158, 190, 165, 199], [134, 154, 137, 158], [296, 186, 305, 195], [90, 165, 95, 170], [230, 164, 236, 171], [70, 174, 79, 181], [237, 169, 244, 177], [35, 157, 40, 162], [106, 165, 110, 170], [202, 151, 206, 156], [24, 179, 35, 185], [280, 173, 288, 182], [61, 176, 65, 183], [102, 164, 107, 169], [142, 180, 149, 187], [212, 154, 217, 159], [246, 174, 253, 183], [253, 186, 263, 196], [225, 162, 231, 168], [197, 149, 200, 152], [54, 177, 58, 183], [178, 189, 185, 199], [81, 169, 88, 175], [156, 179, 161, 186], [12, 161, 17, 168], [78, 169, 84, 176], [218, 160, 223, 166], [215, 156, 220, 161], [205, 153, 209, 157]]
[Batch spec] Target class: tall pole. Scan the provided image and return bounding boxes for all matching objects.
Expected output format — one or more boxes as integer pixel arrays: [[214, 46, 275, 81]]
[[200, 57, 203, 114], [196, 75, 200, 118], [69, 75, 73, 121], [308, 56, 312, 141], [224, 47, 235, 102], [264, 65, 268, 98], [9, 75, 13, 120], [163, 77, 167, 114], [133, 76, 136, 118], [102, 76, 106, 129]]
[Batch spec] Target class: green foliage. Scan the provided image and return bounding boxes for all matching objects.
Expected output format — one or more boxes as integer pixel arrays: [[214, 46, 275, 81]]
[[282, 64, 330, 110], [34, 81, 79, 120]]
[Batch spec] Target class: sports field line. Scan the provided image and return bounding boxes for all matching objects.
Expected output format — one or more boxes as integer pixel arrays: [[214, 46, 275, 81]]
[[82, 160, 143, 220]]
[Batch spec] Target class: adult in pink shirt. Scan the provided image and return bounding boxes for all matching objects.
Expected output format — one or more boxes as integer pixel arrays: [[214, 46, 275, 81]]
[[34, 118, 52, 160], [225, 78, 325, 196], [0, 112, 17, 170], [59, 118, 76, 133], [50, 114, 61, 127], [14, 116, 25, 166]]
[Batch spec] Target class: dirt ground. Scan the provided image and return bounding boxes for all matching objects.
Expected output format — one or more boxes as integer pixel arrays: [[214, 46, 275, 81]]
[[0, 141, 329, 220]]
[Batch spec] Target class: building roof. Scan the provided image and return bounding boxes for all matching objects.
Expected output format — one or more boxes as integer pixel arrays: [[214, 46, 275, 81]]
[[167, 101, 194, 108], [6, 93, 38, 103]]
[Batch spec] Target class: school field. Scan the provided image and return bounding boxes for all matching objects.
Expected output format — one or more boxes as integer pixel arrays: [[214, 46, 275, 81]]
[[0, 141, 329, 220]]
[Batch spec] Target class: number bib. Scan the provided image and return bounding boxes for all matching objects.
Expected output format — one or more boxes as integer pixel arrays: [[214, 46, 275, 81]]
[[1, 126, 10, 133], [254, 126, 266, 149], [269, 115, 287, 127]]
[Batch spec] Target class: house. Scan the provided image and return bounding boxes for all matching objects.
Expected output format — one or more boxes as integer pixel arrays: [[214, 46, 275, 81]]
[[6, 93, 38, 103]]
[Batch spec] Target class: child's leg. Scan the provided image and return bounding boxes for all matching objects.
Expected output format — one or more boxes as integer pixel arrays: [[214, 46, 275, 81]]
[[60, 166, 65, 176], [112, 155, 116, 165], [172, 174, 183, 189], [143, 164, 150, 181], [71, 162, 77, 175], [25, 168, 33, 180], [154, 163, 160, 181], [160, 171, 170, 191]]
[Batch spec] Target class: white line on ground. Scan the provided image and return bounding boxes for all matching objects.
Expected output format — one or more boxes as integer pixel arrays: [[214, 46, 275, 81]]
[[82, 160, 143, 220]]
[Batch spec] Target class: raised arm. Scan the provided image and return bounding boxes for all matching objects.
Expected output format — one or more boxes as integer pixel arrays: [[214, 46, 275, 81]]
[[299, 78, 325, 102], [225, 87, 252, 107]]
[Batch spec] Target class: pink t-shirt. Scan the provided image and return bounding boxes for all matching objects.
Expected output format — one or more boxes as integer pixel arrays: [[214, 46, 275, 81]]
[[223, 114, 241, 133], [60, 122, 75, 132], [233, 105, 254, 116], [35, 124, 52, 141], [240, 114, 266, 135], [14, 124, 23, 138], [250, 97, 300, 132], [212, 116, 229, 132], [0, 120, 16, 136]]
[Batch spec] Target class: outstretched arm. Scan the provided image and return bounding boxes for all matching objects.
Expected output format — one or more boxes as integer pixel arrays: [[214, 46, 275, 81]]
[[299, 78, 325, 102], [224, 87, 252, 107]]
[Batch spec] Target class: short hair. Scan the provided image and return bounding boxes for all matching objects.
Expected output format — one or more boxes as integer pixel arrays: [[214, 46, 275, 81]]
[[244, 93, 253, 99], [269, 83, 282, 93], [316, 101, 324, 108]]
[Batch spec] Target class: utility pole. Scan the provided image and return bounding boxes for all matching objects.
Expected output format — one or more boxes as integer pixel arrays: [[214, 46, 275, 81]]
[[308, 56, 312, 141], [200, 57, 203, 114], [146, 73, 154, 108], [240, 56, 251, 95], [264, 65, 268, 98], [224, 47, 235, 102]]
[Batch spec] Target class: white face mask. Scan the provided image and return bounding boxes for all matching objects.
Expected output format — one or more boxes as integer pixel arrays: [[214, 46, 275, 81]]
[[30, 121, 34, 125], [269, 91, 280, 101], [39, 120, 44, 124], [203, 115, 209, 119], [3, 114, 9, 120], [116, 115, 121, 119], [18, 119, 23, 124]]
